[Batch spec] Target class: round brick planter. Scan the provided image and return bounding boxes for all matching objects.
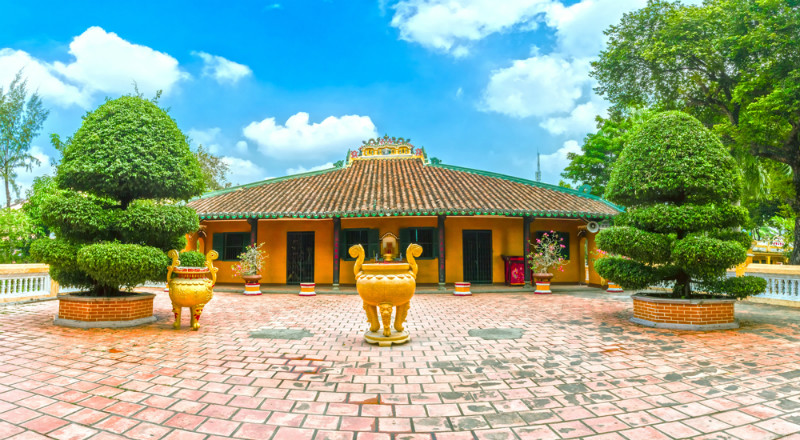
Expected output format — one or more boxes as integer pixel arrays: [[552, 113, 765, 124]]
[[631, 293, 738, 331], [54, 293, 156, 329]]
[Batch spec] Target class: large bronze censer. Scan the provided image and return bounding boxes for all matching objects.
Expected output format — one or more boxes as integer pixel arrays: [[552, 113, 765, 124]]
[[349, 243, 422, 346], [166, 250, 218, 330]]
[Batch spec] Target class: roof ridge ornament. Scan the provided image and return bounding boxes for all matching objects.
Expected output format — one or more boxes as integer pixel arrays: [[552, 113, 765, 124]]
[[347, 135, 426, 165]]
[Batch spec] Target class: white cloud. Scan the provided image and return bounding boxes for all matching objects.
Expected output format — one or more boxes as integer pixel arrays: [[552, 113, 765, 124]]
[[0, 26, 188, 108], [544, 0, 647, 59], [188, 127, 222, 154], [539, 140, 581, 183], [391, 0, 551, 55], [243, 112, 378, 159], [193, 51, 252, 85], [482, 54, 590, 118], [540, 97, 608, 136], [0, 49, 88, 108], [221, 156, 266, 186], [53, 27, 187, 97], [286, 162, 335, 175]]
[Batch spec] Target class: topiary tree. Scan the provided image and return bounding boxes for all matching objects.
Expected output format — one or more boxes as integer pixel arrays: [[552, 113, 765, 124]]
[[30, 95, 203, 296], [595, 111, 766, 299]]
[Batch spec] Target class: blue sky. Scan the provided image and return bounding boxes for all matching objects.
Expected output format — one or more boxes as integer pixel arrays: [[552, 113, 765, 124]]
[[1, 0, 658, 204]]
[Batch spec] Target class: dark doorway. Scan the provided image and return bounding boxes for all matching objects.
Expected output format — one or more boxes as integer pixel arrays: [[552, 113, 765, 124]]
[[463, 230, 493, 284], [287, 232, 314, 284]]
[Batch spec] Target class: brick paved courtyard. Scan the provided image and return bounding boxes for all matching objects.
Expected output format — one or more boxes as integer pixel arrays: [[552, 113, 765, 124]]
[[1, 288, 799, 440]]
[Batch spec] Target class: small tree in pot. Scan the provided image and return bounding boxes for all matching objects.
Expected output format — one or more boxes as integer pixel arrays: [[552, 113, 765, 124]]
[[232, 243, 267, 295], [527, 231, 567, 294], [31, 95, 204, 304], [595, 111, 766, 302]]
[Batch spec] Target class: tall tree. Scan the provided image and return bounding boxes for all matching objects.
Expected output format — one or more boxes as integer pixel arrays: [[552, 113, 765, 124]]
[[0, 71, 49, 208], [195, 144, 231, 192], [592, 0, 800, 262], [561, 109, 654, 196]]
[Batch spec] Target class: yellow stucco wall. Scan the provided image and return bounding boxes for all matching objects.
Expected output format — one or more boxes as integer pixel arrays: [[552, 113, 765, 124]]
[[339, 217, 439, 284], [193, 216, 599, 285], [528, 218, 583, 284]]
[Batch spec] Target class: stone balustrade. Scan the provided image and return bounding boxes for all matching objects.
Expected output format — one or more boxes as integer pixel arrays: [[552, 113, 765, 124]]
[[731, 263, 800, 307], [0, 264, 58, 303]]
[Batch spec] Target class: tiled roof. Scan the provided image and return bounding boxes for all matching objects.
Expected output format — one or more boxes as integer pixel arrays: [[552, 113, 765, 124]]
[[188, 159, 621, 219]]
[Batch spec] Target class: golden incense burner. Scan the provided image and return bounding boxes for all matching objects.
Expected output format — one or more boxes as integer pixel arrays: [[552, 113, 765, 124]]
[[167, 250, 218, 330], [349, 243, 422, 346]]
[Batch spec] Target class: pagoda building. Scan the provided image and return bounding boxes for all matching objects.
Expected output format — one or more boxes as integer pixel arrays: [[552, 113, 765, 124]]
[[186, 136, 621, 288]]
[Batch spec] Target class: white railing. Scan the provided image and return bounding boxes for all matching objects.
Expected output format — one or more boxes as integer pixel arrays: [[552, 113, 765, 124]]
[[731, 264, 800, 303], [0, 264, 56, 303], [1, 264, 165, 302]]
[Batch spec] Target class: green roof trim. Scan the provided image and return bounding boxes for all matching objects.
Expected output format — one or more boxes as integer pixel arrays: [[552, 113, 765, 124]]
[[198, 208, 616, 221], [428, 162, 624, 212]]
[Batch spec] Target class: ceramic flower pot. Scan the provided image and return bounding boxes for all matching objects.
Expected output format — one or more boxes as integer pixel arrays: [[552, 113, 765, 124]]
[[242, 274, 262, 295], [532, 273, 554, 294]]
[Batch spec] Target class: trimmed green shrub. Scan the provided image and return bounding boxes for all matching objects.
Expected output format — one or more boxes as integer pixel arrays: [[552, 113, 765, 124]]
[[116, 202, 199, 251], [40, 192, 116, 242], [178, 251, 206, 268], [616, 204, 749, 233], [77, 243, 170, 293], [57, 96, 204, 206], [596, 227, 672, 265], [33, 95, 203, 296], [30, 239, 82, 271], [597, 112, 765, 299], [595, 257, 679, 291]]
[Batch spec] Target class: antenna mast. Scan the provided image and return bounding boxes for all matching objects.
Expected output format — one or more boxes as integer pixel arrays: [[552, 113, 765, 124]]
[[535, 149, 542, 182]]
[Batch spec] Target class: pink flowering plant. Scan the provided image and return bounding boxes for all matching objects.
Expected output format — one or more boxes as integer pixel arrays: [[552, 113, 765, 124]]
[[232, 243, 267, 278], [528, 231, 568, 274]]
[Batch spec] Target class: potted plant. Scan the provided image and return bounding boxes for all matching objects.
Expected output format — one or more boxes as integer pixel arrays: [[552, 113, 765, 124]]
[[232, 243, 267, 295], [527, 231, 567, 294], [595, 111, 766, 330], [29, 95, 204, 328]]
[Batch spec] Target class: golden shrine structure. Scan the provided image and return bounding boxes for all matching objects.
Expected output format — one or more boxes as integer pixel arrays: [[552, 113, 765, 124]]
[[185, 136, 622, 290]]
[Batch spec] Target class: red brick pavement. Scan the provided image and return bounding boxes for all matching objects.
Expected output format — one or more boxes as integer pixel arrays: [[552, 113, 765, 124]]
[[0, 287, 799, 440]]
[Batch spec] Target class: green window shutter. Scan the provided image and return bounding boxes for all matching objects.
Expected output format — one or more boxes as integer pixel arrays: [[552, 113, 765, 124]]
[[212, 233, 224, 257], [398, 228, 410, 256], [367, 228, 380, 260], [431, 227, 439, 258]]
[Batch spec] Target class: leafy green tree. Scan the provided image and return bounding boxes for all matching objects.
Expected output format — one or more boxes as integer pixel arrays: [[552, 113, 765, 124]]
[[0, 71, 49, 208], [22, 176, 62, 237], [0, 208, 39, 263], [195, 144, 231, 191], [561, 109, 654, 196], [30, 96, 202, 296], [595, 112, 766, 298], [592, 0, 800, 262]]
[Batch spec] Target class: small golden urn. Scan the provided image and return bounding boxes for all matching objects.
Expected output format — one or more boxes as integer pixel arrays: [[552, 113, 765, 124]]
[[349, 243, 422, 346], [167, 250, 218, 330]]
